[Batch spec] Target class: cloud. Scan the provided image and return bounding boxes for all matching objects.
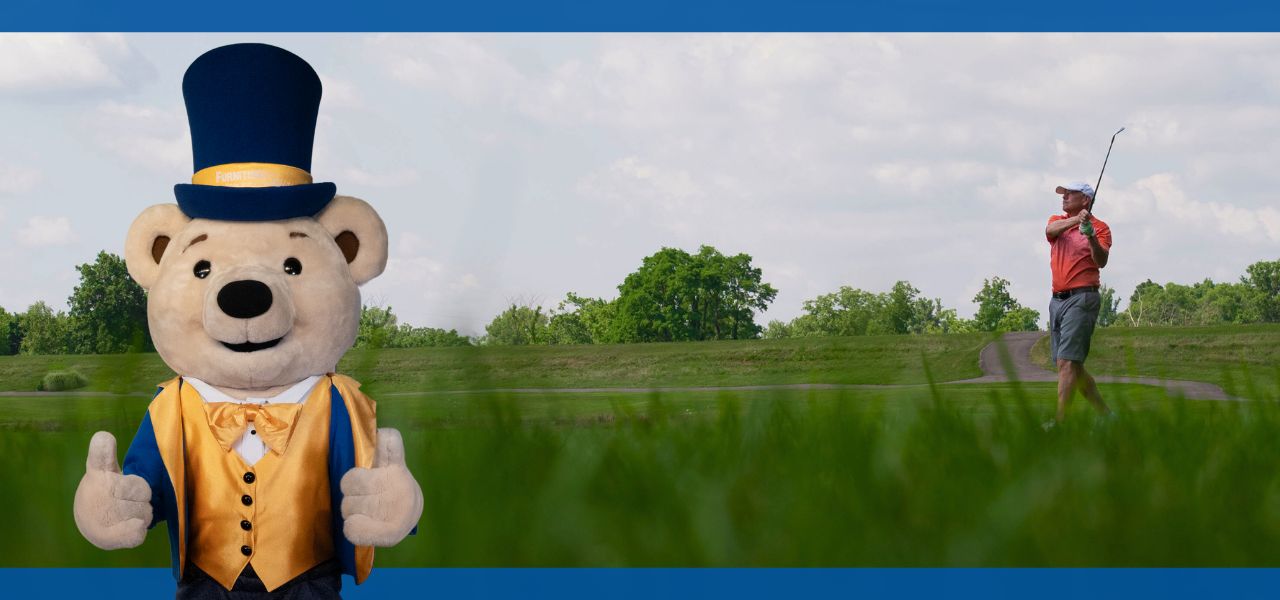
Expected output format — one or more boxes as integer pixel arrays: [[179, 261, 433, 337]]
[[0, 163, 41, 195], [1122, 173, 1280, 242], [577, 156, 706, 218], [83, 101, 191, 174], [336, 166, 421, 188], [9, 33, 1280, 332], [18, 216, 74, 246], [366, 34, 526, 102], [318, 73, 364, 110], [360, 232, 493, 334], [0, 34, 154, 98], [571, 155, 777, 241]]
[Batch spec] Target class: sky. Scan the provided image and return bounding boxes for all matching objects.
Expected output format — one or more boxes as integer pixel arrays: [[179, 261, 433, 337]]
[[0, 33, 1277, 336]]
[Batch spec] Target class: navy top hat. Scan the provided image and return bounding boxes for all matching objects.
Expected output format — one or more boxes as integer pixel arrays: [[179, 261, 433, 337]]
[[173, 43, 336, 221]]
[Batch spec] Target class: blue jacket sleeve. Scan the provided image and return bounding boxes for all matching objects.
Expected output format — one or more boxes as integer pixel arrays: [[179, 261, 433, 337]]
[[121, 411, 171, 529], [121, 402, 184, 581]]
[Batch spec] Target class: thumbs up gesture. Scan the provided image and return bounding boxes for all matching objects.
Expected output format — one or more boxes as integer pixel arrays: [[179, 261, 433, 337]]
[[73, 431, 153, 549], [340, 428, 423, 547]]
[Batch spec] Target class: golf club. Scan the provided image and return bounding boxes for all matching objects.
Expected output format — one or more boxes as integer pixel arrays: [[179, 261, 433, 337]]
[[1088, 127, 1124, 213]]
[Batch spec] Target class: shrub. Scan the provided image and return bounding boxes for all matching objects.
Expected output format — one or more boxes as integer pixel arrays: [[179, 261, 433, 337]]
[[40, 370, 87, 392]]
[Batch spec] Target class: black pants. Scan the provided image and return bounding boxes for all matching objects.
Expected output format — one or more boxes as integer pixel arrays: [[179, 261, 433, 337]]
[[176, 559, 342, 600]]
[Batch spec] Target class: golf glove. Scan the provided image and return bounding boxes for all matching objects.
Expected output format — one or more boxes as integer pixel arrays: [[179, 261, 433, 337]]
[[1079, 217, 1095, 238]]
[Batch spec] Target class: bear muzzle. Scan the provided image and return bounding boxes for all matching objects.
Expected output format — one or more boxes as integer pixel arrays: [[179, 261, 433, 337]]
[[203, 269, 297, 353]]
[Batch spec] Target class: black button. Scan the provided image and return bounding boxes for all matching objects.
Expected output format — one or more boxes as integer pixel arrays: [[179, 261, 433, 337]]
[[240, 520, 252, 531], [243, 472, 256, 484], [241, 545, 252, 556], [250, 430, 256, 435], [241, 494, 252, 506]]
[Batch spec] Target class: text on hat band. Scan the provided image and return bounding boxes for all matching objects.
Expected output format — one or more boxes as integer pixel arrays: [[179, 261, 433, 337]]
[[192, 163, 314, 188]]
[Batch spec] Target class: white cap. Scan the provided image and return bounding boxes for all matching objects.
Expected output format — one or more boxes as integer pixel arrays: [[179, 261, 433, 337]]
[[1055, 181, 1095, 198]]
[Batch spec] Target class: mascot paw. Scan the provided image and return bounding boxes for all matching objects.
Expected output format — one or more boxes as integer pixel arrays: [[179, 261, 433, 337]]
[[340, 428, 423, 547], [73, 431, 153, 550]]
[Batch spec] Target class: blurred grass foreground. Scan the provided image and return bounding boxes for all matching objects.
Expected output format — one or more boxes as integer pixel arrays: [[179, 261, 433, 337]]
[[2, 325, 1279, 567]]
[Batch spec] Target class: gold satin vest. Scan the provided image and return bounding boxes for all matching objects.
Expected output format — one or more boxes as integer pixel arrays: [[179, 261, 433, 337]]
[[179, 378, 335, 591]]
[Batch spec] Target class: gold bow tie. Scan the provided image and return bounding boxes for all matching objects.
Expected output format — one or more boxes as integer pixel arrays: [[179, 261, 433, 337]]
[[203, 402, 304, 455]]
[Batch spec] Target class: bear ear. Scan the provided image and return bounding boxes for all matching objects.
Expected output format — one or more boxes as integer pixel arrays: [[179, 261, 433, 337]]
[[124, 204, 191, 290], [316, 195, 388, 285]]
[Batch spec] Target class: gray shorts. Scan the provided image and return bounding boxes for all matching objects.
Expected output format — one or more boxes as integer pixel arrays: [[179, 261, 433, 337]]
[[1049, 290, 1101, 363]]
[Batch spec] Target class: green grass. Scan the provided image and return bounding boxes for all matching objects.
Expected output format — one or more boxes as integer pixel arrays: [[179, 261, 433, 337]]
[[1030, 324, 1280, 396], [2, 325, 1274, 396], [0, 333, 991, 394], [0, 351, 175, 394], [4, 381, 1280, 567], [4, 326, 1280, 567]]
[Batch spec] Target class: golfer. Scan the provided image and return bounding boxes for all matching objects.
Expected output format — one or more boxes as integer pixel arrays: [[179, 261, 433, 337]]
[[1045, 181, 1113, 423]]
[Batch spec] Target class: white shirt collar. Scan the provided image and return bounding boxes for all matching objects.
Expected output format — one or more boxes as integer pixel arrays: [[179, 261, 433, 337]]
[[184, 375, 322, 405]]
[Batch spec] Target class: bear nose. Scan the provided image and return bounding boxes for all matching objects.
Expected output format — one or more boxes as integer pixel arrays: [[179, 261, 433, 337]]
[[217, 280, 274, 319]]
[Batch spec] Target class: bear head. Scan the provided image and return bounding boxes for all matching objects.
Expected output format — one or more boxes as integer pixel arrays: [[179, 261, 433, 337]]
[[123, 196, 387, 390]]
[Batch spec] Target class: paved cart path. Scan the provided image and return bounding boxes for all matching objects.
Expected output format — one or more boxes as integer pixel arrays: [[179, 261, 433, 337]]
[[950, 331, 1237, 400], [0, 332, 1238, 400]]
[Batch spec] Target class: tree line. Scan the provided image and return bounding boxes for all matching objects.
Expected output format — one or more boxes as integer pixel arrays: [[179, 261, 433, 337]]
[[1, 249, 1277, 355], [762, 277, 1041, 339], [1114, 260, 1280, 326], [0, 252, 151, 356]]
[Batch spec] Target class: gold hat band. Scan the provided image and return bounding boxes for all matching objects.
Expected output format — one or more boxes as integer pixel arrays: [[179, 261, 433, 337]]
[[192, 162, 314, 188]]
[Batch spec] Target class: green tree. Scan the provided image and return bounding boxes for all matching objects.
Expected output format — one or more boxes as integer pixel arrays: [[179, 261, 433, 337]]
[[702, 247, 778, 340], [1116, 277, 1264, 327], [613, 246, 776, 342], [927, 308, 975, 334], [356, 305, 471, 348], [0, 308, 18, 355], [996, 307, 1042, 332], [548, 293, 619, 344], [483, 304, 549, 345], [612, 247, 695, 342], [762, 319, 793, 339], [790, 286, 885, 337], [1197, 281, 1259, 324], [783, 281, 963, 337], [884, 281, 953, 334], [972, 277, 1039, 332], [67, 251, 151, 354], [1120, 280, 1162, 327], [1097, 284, 1120, 327], [391, 325, 471, 348], [884, 281, 920, 334], [1243, 259, 1280, 321], [356, 305, 399, 349], [19, 301, 70, 355], [546, 311, 592, 345]]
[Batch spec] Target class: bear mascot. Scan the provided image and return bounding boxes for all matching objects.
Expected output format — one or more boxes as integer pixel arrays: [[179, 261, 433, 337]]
[[71, 43, 423, 598]]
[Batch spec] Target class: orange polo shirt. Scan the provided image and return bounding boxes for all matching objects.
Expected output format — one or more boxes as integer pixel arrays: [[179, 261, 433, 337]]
[[1047, 214, 1111, 293]]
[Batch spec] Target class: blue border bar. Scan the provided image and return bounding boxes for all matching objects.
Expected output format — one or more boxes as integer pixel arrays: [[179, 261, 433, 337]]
[[6, 0, 1280, 32], [4, 569, 1279, 599]]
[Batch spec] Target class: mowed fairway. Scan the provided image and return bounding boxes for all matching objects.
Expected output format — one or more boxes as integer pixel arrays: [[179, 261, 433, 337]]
[[0, 333, 991, 394], [1, 325, 1279, 567]]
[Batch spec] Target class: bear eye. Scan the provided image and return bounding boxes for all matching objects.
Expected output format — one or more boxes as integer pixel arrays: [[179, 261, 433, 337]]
[[193, 260, 211, 279], [283, 257, 302, 276]]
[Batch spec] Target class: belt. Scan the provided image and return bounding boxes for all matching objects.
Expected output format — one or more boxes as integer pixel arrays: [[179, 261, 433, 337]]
[[1052, 286, 1098, 300]]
